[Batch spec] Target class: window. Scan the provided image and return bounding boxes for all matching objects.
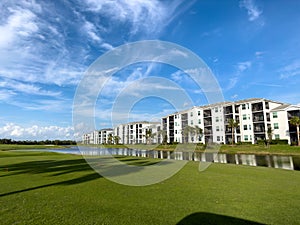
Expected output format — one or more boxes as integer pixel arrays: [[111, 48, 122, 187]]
[[216, 117, 219, 122], [198, 119, 201, 124], [243, 125, 247, 130], [247, 103, 250, 109], [243, 114, 247, 120], [217, 136, 220, 141], [191, 120, 194, 125], [242, 104, 246, 110], [244, 135, 249, 141], [274, 123, 279, 129], [273, 112, 278, 118], [198, 111, 201, 116], [215, 107, 218, 112], [175, 122, 177, 126], [275, 134, 280, 139], [216, 126, 220, 131], [174, 115, 177, 119], [175, 130, 177, 134], [249, 124, 251, 130], [190, 112, 193, 117], [250, 135, 252, 141]]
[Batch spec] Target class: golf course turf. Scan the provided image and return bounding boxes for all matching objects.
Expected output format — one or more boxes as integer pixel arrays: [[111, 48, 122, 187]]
[[1, 151, 300, 224]]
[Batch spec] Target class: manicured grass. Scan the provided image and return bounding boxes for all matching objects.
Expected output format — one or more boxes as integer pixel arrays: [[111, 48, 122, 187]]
[[0, 144, 68, 151], [1, 151, 300, 224], [219, 144, 300, 155]]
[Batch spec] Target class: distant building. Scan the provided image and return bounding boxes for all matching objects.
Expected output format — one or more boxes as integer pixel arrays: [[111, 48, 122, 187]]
[[113, 121, 161, 144], [83, 128, 113, 144]]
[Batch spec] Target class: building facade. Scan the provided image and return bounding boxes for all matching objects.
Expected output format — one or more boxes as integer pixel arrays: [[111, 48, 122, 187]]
[[83, 98, 300, 145], [113, 121, 161, 145]]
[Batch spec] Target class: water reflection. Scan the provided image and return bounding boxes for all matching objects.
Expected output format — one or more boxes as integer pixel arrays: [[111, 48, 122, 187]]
[[49, 147, 299, 171]]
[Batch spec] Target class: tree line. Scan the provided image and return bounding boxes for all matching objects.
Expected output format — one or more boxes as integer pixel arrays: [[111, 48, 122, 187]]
[[0, 139, 76, 145]]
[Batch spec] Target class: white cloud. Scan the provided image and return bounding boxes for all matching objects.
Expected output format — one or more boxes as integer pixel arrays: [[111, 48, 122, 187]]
[[239, 0, 262, 21], [255, 51, 264, 58], [83, 20, 102, 42], [0, 6, 38, 48], [225, 61, 252, 90], [0, 89, 16, 101], [237, 61, 252, 72], [0, 78, 61, 97], [279, 60, 300, 79], [83, 0, 190, 36], [0, 123, 75, 140]]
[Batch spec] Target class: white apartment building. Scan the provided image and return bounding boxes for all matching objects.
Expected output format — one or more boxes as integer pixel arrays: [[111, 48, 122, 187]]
[[270, 104, 300, 144], [113, 121, 161, 145], [83, 98, 300, 145], [162, 98, 290, 144], [83, 128, 113, 144]]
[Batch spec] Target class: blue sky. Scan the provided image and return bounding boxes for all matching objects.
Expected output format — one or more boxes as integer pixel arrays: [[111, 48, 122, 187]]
[[0, 0, 300, 140]]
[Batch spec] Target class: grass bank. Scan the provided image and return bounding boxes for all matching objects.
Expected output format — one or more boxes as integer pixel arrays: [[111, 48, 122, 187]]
[[85, 143, 300, 155], [0, 151, 300, 224]]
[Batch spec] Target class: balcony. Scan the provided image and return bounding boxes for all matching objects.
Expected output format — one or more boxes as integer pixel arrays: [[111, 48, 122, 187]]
[[252, 102, 263, 112], [203, 110, 212, 118], [204, 120, 212, 126], [224, 106, 233, 115], [253, 116, 264, 122]]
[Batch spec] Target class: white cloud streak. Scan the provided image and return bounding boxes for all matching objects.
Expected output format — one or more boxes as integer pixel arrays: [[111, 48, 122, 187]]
[[239, 0, 262, 21], [279, 60, 300, 79]]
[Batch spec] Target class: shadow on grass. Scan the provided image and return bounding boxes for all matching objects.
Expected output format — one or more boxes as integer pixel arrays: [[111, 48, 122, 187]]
[[177, 212, 264, 225], [0, 155, 166, 197]]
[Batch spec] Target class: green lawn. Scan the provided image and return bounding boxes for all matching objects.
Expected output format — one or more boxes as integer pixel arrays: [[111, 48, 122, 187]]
[[1, 151, 300, 224], [0, 144, 68, 151]]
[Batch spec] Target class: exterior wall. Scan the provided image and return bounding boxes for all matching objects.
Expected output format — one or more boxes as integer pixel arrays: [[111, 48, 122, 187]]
[[271, 110, 290, 142], [210, 105, 225, 143]]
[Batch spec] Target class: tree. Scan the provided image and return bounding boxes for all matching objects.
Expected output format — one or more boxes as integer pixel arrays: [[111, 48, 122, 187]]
[[157, 130, 167, 145], [228, 118, 239, 146], [194, 125, 203, 142], [290, 116, 300, 146], [182, 125, 195, 143], [267, 127, 273, 148], [144, 129, 155, 145], [113, 136, 120, 145], [107, 133, 113, 145]]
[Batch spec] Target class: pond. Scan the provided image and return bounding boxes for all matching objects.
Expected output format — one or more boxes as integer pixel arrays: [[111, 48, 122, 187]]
[[34, 146, 300, 171]]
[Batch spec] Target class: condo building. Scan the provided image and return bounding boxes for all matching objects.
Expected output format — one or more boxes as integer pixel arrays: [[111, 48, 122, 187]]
[[113, 121, 161, 144], [83, 98, 300, 145], [83, 128, 113, 144]]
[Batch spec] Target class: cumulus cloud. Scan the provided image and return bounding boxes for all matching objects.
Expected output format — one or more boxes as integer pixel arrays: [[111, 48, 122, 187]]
[[0, 123, 75, 140]]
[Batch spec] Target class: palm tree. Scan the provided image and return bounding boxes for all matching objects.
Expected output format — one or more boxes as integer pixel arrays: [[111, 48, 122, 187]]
[[228, 118, 239, 146], [182, 125, 195, 143], [113, 136, 120, 145], [267, 127, 273, 148], [290, 116, 300, 146], [157, 130, 167, 145], [107, 133, 113, 145], [144, 129, 155, 145], [194, 125, 203, 143]]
